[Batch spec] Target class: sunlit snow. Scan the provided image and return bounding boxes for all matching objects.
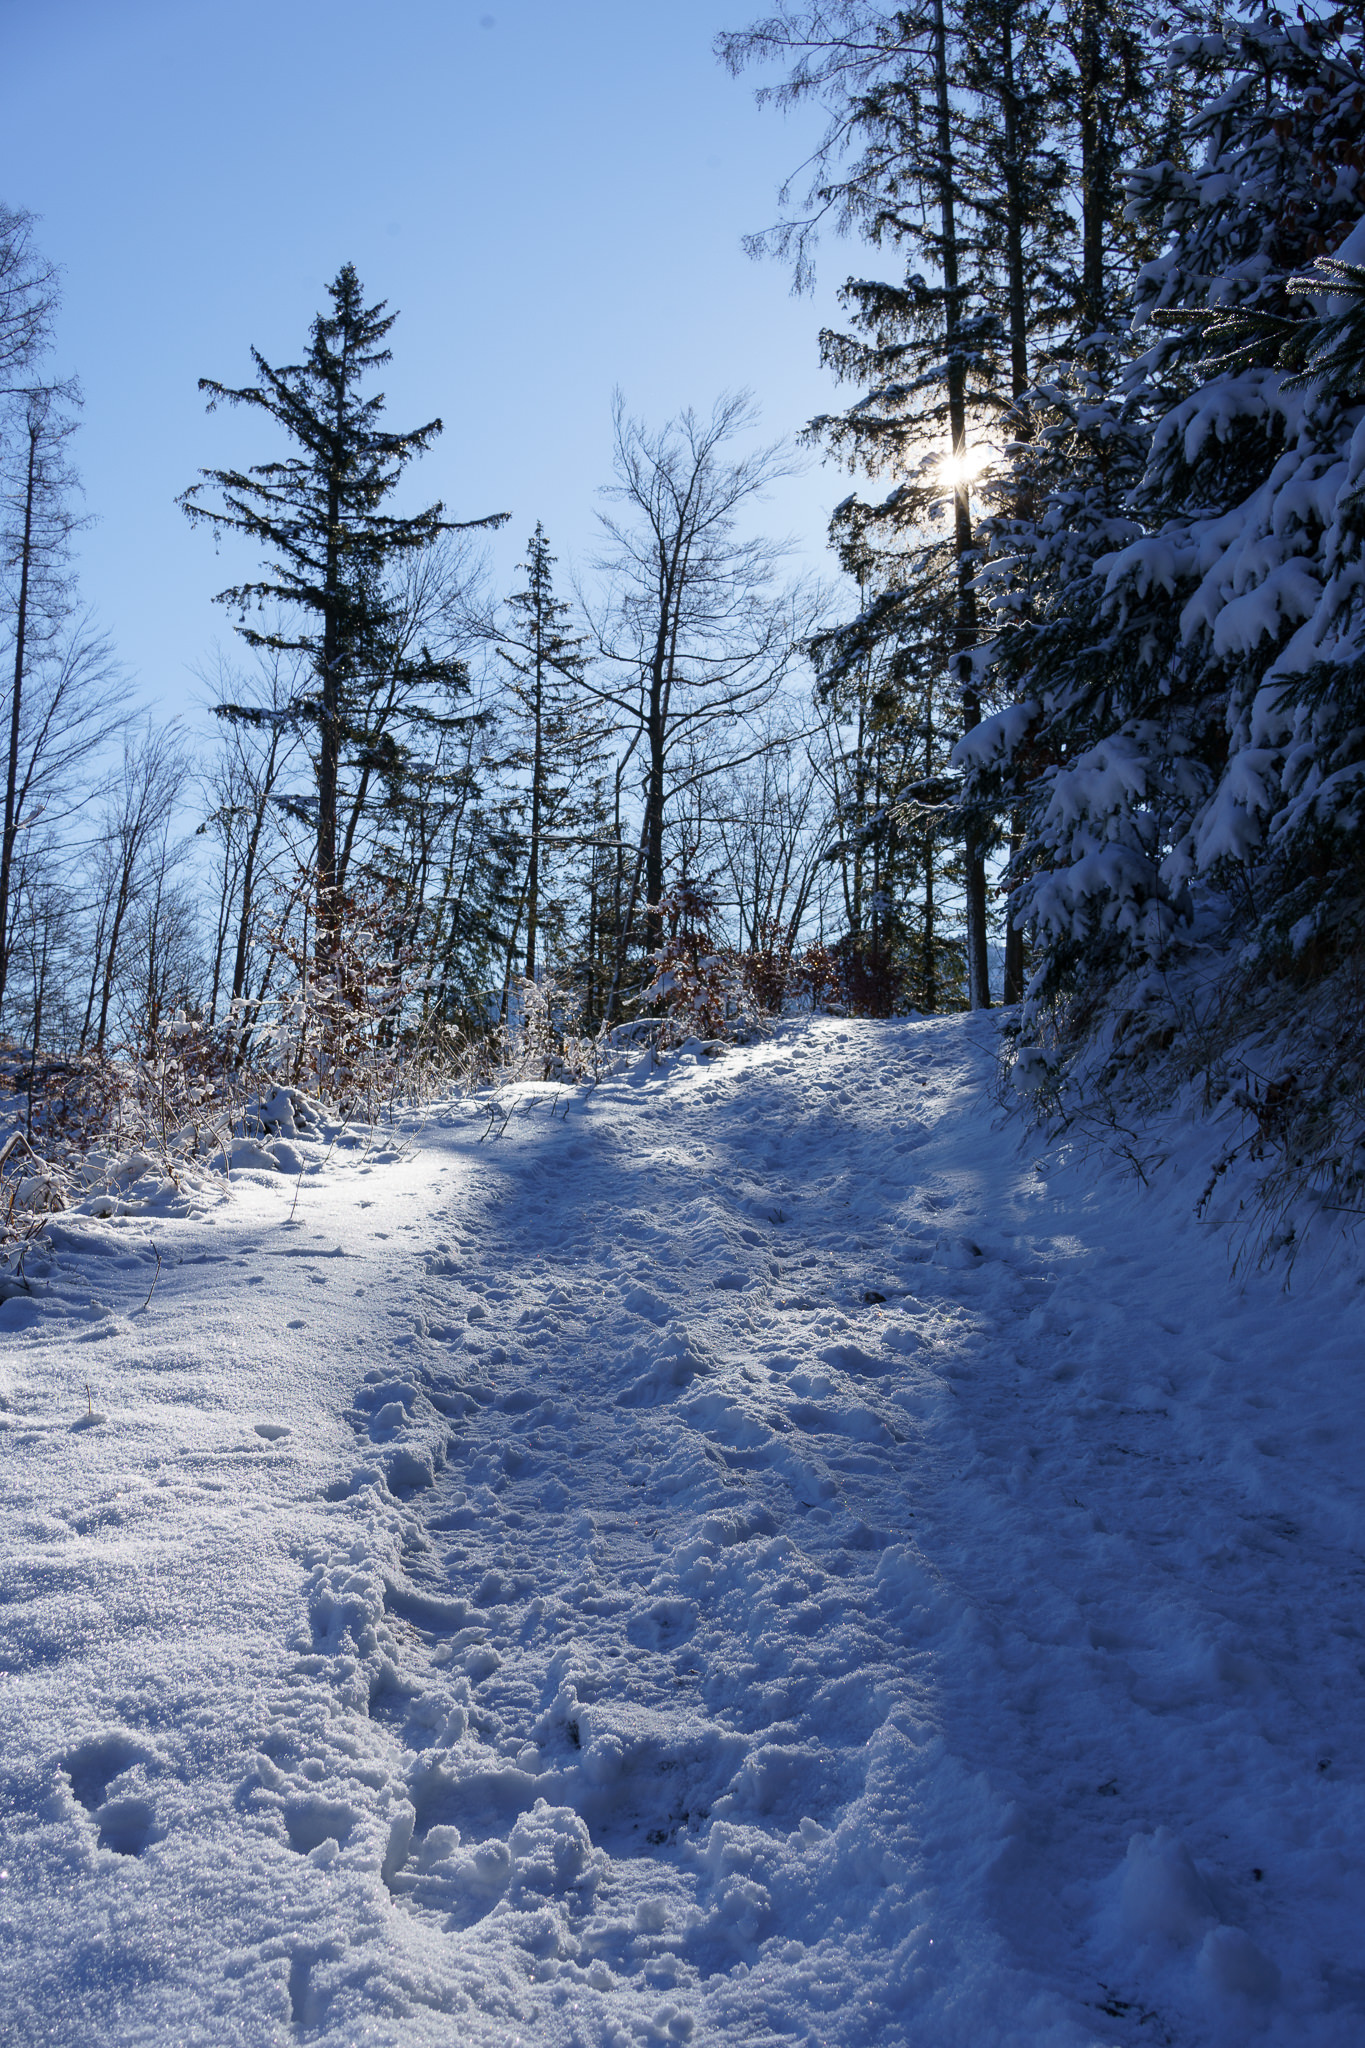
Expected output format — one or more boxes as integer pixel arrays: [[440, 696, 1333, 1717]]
[[1, 1016, 1361, 2045]]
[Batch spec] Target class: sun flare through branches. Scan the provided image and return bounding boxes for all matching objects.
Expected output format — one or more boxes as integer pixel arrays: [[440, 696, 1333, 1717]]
[[937, 442, 990, 494]]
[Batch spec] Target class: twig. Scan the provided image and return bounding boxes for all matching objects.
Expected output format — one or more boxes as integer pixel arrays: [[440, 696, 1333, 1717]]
[[86, 1380, 93, 1419], [142, 1243, 162, 1311], [0, 1131, 33, 1172], [478, 1098, 513, 1143]]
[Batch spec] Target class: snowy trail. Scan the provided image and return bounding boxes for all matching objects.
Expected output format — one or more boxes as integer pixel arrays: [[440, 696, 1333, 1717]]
[[2, 1017, 1363, 2046]]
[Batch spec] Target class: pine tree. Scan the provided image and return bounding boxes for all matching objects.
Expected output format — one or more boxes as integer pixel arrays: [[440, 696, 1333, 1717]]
[[181, 264, 508, 930], [496, 525, 598, 988], [821, 0, 1003, 1006]]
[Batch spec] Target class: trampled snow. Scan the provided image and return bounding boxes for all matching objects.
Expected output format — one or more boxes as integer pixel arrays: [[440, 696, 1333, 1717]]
[[1, 1016, 1362, 2046]]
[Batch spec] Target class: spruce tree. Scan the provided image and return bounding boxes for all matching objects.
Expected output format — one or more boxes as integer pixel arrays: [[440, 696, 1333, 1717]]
[[181, 264, 507, 928], [722, 0, 1208, 1006], [960, 7, 1365, 1184], [496, 525, 597, 987]]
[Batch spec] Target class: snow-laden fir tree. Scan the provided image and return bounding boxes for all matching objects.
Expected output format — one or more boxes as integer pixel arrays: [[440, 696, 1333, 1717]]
[[960, 6, 1365, 1224]]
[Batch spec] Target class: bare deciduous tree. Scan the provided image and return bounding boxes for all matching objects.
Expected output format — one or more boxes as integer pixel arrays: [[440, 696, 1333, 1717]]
[[80, 724, 190, 1054], [0, 204, 59, 396], [584, 393, 815, 972]]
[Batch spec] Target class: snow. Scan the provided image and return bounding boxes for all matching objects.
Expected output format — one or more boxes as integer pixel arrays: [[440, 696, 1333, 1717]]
[[2, 1016, 1364, 2046]]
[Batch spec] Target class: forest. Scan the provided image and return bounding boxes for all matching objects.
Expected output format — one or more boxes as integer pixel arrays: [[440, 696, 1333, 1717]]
[[4, 0, 1365, 1242]]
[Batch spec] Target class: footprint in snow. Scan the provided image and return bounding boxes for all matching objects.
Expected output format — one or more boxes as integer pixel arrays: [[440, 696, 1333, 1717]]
[[61, 1732, 162, 1856], [284, 1796, 358, 1857]]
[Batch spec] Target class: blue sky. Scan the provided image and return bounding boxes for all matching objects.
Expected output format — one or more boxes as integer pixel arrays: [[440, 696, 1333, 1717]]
[[2, 0, 854, 722]]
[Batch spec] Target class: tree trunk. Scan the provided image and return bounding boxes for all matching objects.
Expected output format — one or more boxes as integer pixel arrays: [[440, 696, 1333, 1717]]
[[94, 869, 134, 1054], [1078, 0, 1106, 333], [230, 797, 269, 1005], [1000, 0, 1029, 405], [0, 416, 38, 1019], [643, 678, 667, 960], [1002, 809, 1026, 1003], [933, 0, 990, 1008], [26, 917, 46, 1140], [78, 898, 109, 1052], [317, 357, 349, 938], [924, 691, 938, 1012], [999, 2, 1030, 1008], [525, 611, 545, 980], [604, 810, 649, 1029]]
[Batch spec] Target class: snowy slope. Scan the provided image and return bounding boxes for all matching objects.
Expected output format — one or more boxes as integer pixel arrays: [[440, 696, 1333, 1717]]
[[1, 1017, 1362, 2047]]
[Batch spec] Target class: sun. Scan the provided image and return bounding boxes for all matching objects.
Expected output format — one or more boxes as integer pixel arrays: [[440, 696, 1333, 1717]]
[[938, 443, 991, 493]]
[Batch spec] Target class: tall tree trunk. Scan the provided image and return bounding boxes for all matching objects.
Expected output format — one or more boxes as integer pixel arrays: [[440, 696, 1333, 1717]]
[[1002, 811, 1026, 1002], [317, 351, 350, 938], [999, 0, 1029, 1007], [230, 795, 270, 1005], [0, 415, 38, 1019], [207, 828, 236, 1026], [1000, 0, 1029, 405], [644, 679, 667, 960], [924, 692, 938, 1012], [26, 911, 47, 1141], [78, 900, 109, 1052], [934, 0, 990, 1008], [94, 871, 134, 1054], [525, 615, 545, 980], [604, 809, 649, 1029], [1078, 0, 1106, 333], [499, 880, 529, 1027]]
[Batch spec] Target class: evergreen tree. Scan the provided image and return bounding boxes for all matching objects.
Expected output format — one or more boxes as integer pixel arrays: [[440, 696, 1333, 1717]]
[[496, 525, 598, 988], [181, 264, 508, 927], [722, 0, 1206, 1005], [420, 740, 524, 1031], [721, 0, 1068, 1004], [960, 7, 1365, 1189]]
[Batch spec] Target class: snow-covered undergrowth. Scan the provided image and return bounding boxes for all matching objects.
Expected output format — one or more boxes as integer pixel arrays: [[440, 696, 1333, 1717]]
[[1008, 922, 1365, 1269], [0, 1072, 348, 1291], [1, 1015, 1362, 2046]]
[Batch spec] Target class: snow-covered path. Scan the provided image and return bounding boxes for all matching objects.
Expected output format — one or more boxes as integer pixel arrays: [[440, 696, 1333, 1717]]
[[2, 1017, 1363, 2047]]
